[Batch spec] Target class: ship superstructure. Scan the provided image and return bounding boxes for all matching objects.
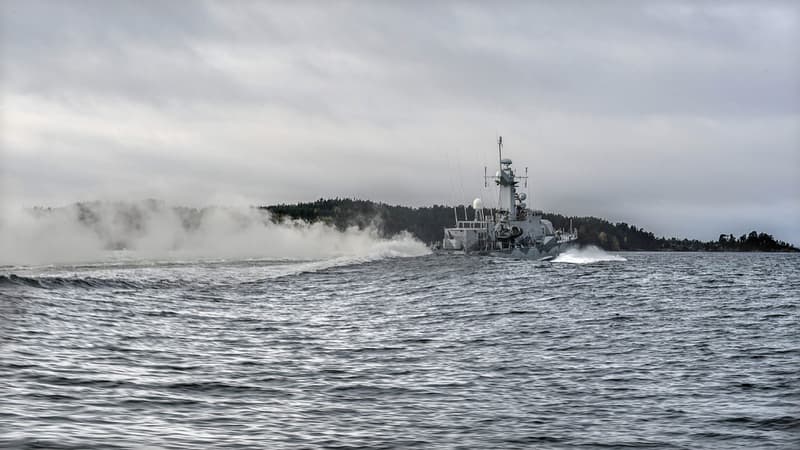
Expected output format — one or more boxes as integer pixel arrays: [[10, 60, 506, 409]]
[[440, 137, 578, 260]]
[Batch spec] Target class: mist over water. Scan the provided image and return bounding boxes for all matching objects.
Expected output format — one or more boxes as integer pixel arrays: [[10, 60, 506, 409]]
[[0, 201, 430, 267]]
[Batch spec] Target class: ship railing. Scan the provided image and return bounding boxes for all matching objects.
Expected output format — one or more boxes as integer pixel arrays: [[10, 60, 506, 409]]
[[454, 220, 492, 229]]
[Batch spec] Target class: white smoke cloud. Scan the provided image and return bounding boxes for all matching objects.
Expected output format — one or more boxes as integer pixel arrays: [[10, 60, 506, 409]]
[[0, 201, 430, 266]]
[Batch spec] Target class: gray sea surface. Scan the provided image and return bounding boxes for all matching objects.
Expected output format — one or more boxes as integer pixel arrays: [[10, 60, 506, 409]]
[[1, 251, 798, 449]]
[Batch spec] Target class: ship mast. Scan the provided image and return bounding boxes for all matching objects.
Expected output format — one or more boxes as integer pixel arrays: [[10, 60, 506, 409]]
[[498, 135, 503, 168], [484, 136, 528, 217]]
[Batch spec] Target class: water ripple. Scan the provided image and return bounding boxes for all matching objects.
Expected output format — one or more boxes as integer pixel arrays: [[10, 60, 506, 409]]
[[1, 252, 798, 449]]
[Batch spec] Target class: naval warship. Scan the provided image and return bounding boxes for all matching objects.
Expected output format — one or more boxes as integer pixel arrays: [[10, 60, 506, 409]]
[[439, 137, 578, 260]]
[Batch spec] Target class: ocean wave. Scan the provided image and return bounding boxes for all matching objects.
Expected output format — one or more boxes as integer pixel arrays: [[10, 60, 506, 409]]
[[0, 273, 145, 290], [1, 235, 430, 289]]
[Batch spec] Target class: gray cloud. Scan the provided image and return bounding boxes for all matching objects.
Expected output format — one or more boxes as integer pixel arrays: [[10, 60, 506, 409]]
[[2, 0, 798, 243]]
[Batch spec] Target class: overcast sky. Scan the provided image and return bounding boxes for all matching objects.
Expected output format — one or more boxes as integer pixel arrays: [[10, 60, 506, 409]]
[[2, 0, 798, 243]]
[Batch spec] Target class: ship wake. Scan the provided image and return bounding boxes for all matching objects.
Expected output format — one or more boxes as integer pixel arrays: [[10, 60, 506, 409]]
[[553, 246, 627, 264]]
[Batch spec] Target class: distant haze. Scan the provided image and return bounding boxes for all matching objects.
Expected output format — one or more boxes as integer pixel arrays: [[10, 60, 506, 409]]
[[1, 1, 798, 243]]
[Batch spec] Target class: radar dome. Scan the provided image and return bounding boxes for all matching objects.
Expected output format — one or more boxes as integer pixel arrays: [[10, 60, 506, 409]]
[[472, 198, 483, 210], [518, 193, 527, 201]]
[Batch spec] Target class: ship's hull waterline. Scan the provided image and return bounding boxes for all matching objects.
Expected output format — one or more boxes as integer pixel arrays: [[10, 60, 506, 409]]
[[436, 240, 578, 260]]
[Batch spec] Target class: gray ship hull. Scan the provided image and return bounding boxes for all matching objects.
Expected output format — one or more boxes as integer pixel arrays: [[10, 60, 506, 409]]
[[490, 240, 577, 260], [435, 240, 578, 261]]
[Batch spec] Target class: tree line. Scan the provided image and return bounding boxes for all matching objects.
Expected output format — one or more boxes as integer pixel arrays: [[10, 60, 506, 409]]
[[262, 198, 798, 252]]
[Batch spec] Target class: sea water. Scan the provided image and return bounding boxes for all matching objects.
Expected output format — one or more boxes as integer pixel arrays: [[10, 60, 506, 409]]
[[1, 250, 798, 449]]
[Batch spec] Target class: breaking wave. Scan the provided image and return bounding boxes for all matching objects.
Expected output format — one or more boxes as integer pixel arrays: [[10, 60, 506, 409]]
[[0, 201, 430, 267], [0, 273, 149, 290], [553, 245, 627, 264]]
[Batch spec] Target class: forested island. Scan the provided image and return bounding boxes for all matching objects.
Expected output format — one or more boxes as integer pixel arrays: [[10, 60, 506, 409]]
[[263, 198, 798, 252]]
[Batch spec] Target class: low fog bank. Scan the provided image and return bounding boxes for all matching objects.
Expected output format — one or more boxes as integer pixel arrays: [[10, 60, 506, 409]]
[[0, 200, 430, 266]]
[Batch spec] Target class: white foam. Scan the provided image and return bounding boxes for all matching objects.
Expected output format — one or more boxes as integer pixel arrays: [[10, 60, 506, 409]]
[[553, 245, 627, 264]]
